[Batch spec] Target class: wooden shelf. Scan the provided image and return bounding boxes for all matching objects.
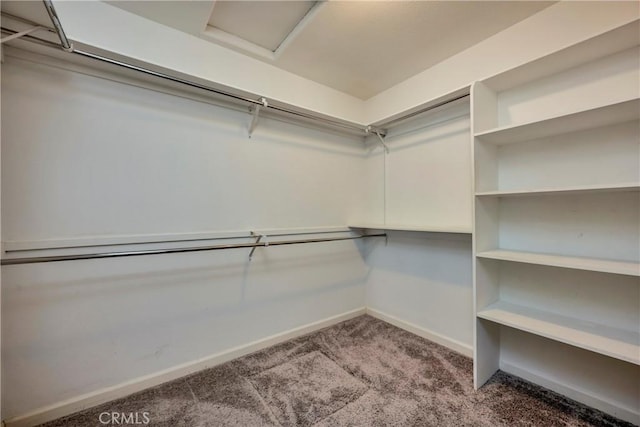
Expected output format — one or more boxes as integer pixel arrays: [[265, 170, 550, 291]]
[[476, 249, 639, 277], [349, 223, 471, 234], [475, 99, 639, 145], [478, 301, 640, 365], [476, 183, 640, 198]]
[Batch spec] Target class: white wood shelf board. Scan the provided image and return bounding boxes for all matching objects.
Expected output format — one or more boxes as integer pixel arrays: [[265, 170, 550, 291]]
[[476, 249, 640, 277], [476, 183, 640, 198], [349, 224, 472, 234], [477, 301, 640, 365], [482, 20, 640, 92], [475, 99, 639, 145]]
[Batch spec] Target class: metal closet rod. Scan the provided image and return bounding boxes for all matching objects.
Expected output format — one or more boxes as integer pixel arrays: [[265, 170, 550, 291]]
[[10, 2, 384, 137], [0, 233, 386, 266], [379, 93, 470, 130], [4, 229, 360, 253], [73, 49, 383, 135], [3, 2, 469, 136]]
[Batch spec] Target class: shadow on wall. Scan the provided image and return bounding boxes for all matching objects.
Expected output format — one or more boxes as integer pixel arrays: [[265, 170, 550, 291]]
[[359, 231, 472, 287], [1, 241, 369, 361], [2, 241, 368, 306], [5, 56, 366, 158]]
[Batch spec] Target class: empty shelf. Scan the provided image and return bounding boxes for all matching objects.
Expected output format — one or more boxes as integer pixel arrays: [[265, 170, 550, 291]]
[[349, 224, 471, 234], [475, 99, 639, 145], [476, 183, 640, 197], [482, 21, 640, 92], [476, 249, 640, 277], [478, 301, 640, 365]]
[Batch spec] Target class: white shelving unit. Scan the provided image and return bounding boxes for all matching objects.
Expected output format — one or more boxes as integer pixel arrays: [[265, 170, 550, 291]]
[[349, 224, 471, 234], [472, 20, 640, 425]]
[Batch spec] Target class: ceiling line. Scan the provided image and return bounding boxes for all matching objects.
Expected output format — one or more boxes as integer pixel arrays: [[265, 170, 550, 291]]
[[274, 1, 325, 59], [200, 25, 276, 61], [198, 0, 217, 33]]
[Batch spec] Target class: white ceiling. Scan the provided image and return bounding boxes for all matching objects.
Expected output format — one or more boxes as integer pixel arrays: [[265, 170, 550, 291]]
[[272, 1, 555, 99], [9, 0, 555, 100], [208, 1, 317, 51]]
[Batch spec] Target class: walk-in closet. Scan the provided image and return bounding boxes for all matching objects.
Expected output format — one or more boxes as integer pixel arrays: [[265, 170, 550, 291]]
[[1, 1, 638, 426]]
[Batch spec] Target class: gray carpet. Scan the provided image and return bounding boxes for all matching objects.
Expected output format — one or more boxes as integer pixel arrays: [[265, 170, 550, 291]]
[[41, 315, 633, 427]]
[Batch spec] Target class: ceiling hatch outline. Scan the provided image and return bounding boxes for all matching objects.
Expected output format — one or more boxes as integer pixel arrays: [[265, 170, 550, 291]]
[[202, 1, 324, 61]]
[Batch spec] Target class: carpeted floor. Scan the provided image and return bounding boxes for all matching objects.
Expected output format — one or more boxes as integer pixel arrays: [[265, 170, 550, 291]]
[[42, 315, 632, 427]]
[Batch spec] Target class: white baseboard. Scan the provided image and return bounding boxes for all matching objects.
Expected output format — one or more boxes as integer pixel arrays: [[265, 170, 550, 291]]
[[365, 308, 473, 358], [501, 362, 639, 426], [4, 307, 366, 427]]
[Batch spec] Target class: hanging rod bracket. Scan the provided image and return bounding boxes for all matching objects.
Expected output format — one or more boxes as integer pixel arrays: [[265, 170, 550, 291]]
[[248, 232, 267, 260], [248, 97, 268, 138], [43, 0, 74, 52], [5, 8, 468, 139], [367, 126, 389, 154]]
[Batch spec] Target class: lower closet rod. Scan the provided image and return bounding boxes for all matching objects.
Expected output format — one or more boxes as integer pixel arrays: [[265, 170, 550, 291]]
[[0, 234, 386, 266]]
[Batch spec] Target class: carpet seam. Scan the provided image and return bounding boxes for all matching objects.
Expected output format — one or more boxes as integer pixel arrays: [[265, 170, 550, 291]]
[[317, 348, 373, 391], [302, 349, 375, 426], [184, 380, 199, 404], [242, 376, 283, 427], [310, 386, 372, 427]]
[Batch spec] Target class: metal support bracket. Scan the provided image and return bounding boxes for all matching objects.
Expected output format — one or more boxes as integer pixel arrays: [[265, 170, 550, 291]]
[[365, 126, 389, 153], [43, 0, 73, 52], [248, 232, 267, 260], [248, 97, 268, 138], [374, 129, 389, 154], [0, 25, 44, 44]]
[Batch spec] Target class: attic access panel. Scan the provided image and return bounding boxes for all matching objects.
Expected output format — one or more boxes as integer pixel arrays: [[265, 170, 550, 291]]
[[207, 1, 317, 52]]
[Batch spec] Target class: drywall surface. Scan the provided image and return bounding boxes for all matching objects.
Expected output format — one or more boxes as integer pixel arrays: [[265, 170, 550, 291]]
[[52, 0, 366, 124], [365, 1, 640, 123], [364, 104, 474, 350], [385, 103, 472, 230], [0, 53, 370, 419], [365, 232, 473, 351]]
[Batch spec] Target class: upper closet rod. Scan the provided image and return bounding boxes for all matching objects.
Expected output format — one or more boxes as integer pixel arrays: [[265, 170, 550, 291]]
[[376, 93, 470, 130], [0, 234, 386, 266], [18, 2, 382, 137], [4, 3, 468, 137]]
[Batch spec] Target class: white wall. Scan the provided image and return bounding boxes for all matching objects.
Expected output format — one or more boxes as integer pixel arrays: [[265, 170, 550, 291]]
[[365, 232, 473, 354], [364, 103, 474, 354], [0, 51, 371, 420], [385, 103, 472, 230]]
